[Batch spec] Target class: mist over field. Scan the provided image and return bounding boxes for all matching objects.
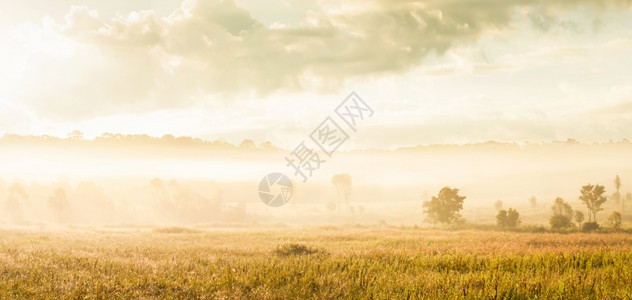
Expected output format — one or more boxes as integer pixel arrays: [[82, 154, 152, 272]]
[[3, 0, 632, 298], [1, 134, 630, 227]]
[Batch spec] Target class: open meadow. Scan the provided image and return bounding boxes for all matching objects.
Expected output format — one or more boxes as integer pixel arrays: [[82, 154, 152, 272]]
[[1, 226, 632, 299], [4, 0, 632, 298]]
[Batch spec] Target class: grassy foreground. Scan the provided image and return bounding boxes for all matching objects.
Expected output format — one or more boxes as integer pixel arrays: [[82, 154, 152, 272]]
[[1, 226, 632, 299]]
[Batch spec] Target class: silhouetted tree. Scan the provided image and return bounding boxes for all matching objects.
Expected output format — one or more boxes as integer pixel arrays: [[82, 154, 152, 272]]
[[607, 211, 622, 230], [550, 197, 574, 230], [150, 178, 165, 190], [47, 188, 68, 224], [239, 139, 256, 149], [494, 200, 503, 211], [259, 141, 277, 151], [331, 174, 352, 213], [496, 210, 507, 227], [67, 130, 84, 140], [326, 201, 336, 212], [422, 187, 466, 225], [579, 184, 607, 223], [613, 175, 621, 205], [150, 178, 171, 211], [6, 183, 27, 223], [529, 196, 537, 209], [75, 182, 115, 224], [497, 208, 520, 229], [207, 182, 223, 213], [574, 210, 584, 225]]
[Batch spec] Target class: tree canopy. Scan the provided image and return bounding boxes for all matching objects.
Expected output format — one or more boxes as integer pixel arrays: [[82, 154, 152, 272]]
[[423, 187, 466, 225], [579, 184, 607, 223]]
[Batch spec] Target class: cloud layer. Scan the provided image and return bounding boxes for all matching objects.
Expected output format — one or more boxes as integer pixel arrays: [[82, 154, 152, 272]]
[[5, 0, 630, 119]]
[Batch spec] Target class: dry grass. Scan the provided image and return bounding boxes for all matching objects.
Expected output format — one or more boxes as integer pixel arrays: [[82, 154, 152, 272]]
[[0, 226, 631, 298]]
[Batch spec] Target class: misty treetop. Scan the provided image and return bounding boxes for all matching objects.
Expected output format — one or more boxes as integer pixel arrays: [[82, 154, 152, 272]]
[[422, 187, 466, 225]]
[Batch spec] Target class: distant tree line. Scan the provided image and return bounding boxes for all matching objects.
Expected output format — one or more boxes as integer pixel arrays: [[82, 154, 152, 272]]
[[422, 175, 628, 232], [0, 132, 281, 151]]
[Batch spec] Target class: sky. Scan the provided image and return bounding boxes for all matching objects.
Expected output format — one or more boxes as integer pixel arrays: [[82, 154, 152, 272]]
[[1, 0, 632, 148]]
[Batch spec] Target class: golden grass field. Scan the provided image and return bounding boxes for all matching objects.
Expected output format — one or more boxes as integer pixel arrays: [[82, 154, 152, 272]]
[[1, 226, 632, 299]]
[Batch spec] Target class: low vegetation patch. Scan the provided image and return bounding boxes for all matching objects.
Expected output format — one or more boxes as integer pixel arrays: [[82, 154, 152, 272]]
[[274, 243, 322, 256], [152, 226, 202, 234]]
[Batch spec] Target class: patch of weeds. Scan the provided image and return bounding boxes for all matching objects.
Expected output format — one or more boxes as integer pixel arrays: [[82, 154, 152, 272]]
[[274, 243, 321, 257]]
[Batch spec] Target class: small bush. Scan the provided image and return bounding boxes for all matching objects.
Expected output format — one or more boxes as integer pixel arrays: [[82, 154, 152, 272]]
[[521, 225, 547, 233], [581, 222, 600, 232], [153, 227, 201, 234], [274, 243, 320, 257], [550, 215, 573, 230]]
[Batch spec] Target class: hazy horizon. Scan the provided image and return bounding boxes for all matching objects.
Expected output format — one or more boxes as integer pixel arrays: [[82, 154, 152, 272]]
[[0, 132, 630, 227], [1, 0, 631, 226]]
